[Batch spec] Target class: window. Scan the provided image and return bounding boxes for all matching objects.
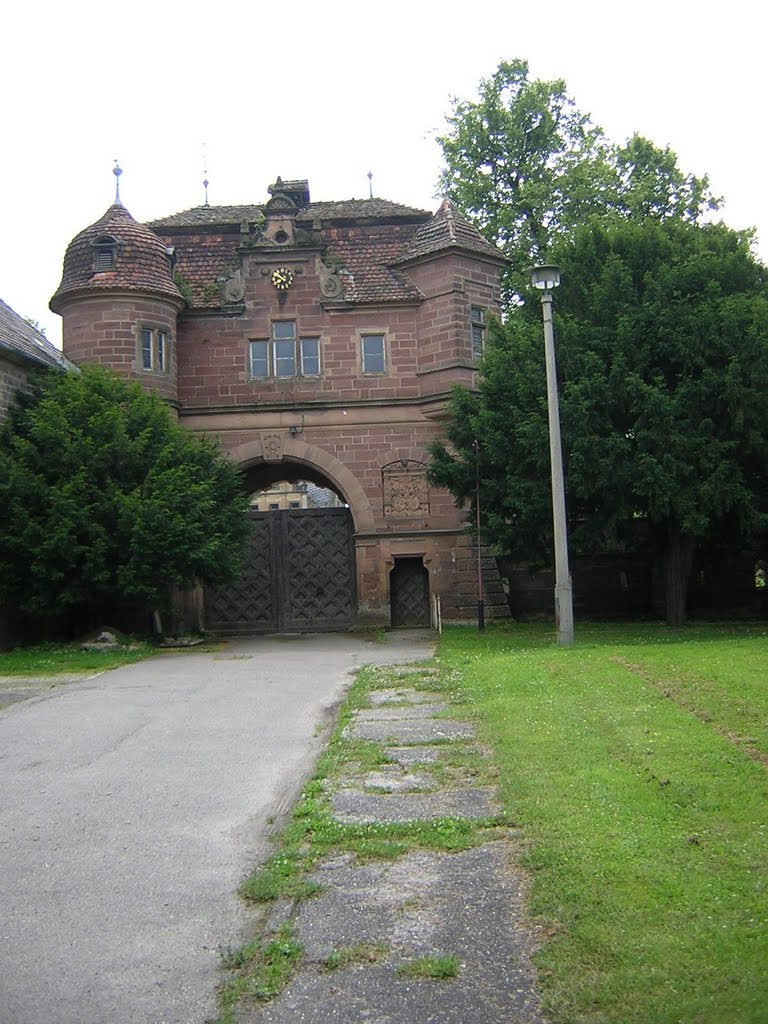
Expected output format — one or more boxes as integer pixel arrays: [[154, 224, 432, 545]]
[[289, 500, 301, 509], [249, 323, 321, 379], [300, 338, 320, 376], [361, 333, 386, 374], [471, 306, 486, 360], [272, 321, 296, 377], [157, 331, 167, 372], [268, 502, 280, 511], [140, 327, 171, 373], [93, 235, 117, 272], [141, 328, 153, 370], [249, 340, 269, 378]]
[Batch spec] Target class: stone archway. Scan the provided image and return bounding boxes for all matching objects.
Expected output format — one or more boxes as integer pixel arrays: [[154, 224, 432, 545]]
[[205, 440, 366, 634], [226, 437, 376, 535]]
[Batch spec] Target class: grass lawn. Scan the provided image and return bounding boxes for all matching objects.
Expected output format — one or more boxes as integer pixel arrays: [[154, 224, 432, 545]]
[[438, 621, 768, 1024], [0, 640, 155, 676]]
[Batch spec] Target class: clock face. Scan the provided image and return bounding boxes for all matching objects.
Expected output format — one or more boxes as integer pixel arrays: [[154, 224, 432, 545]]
[[271, 267, 295, 291]]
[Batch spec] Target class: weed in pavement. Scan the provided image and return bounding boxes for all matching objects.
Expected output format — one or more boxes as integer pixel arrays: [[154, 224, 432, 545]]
[[397, 953, 460, 979]]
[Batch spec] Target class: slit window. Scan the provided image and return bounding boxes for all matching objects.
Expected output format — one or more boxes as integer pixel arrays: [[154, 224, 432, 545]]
[[141, 328, 153, 370], [471, 306, 486, 360]]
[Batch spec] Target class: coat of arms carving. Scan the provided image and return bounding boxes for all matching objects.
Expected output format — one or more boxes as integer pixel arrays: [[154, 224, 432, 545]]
[[261, 433, 283, 461], [382, 461, 429, 518]]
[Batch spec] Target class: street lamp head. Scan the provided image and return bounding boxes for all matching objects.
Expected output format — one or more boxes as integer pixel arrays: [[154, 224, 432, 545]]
[[530, 265, 561, 291]]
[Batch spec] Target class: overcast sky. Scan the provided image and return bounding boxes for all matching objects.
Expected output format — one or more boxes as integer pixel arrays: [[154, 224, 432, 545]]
[[3, 0, 765, 346]]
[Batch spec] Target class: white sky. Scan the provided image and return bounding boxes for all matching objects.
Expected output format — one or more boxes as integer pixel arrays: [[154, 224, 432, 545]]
[[3, 0, 766, 347]]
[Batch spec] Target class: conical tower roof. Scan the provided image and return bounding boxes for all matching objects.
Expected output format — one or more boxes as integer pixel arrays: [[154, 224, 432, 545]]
[[394, 198, 505, 265], [50, 203, 182, 312]]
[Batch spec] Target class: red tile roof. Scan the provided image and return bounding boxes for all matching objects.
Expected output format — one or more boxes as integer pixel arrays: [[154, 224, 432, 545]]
[[50, 204, 182, 312], [142, 194, 502, 309], [395, 199, 505, 264]]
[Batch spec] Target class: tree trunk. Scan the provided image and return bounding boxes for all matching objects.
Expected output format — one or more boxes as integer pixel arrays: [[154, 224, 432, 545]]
[[663, 523, 696, 627]]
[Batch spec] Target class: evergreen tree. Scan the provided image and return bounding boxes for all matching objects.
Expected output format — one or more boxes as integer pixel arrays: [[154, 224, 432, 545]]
[[0, 366, 250, 631]]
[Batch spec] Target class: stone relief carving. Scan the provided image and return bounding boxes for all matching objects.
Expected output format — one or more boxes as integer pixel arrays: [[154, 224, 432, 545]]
[[383, 460, 429, 519], [261, 433, 283, 462], [220, 268, 245, 304], [315, 254, 343, 299]]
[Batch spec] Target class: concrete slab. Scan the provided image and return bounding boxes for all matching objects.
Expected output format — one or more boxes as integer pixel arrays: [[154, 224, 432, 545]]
[[344, 718, 475, 743], [369, 688, 443, 706], [237, 844, 544, 1024], [331, 786, 499, 823], [354, 703, 449, 721], [360, 768, 436, 792], [384, 745, 447, 766]]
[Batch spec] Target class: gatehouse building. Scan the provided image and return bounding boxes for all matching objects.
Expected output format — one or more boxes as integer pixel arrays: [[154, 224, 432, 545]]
[[50, 175, 510, 631]]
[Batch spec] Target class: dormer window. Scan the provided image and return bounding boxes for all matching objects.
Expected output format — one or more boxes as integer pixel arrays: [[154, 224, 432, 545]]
[[93, 235, 117, 272]]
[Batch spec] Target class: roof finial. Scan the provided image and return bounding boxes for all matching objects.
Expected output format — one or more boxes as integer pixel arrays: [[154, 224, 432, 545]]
[[202, 141, 210, 207], [367, 170, 373, 199], [113, 160, 123, 204]]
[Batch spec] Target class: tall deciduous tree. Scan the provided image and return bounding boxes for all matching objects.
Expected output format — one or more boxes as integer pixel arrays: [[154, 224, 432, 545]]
[[437, 59, 719, 297], [429, 219, 768, 625], [0, 366, 250, 631]]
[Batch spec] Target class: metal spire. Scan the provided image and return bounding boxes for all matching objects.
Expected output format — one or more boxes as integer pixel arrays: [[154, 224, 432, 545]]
[[367, 170, 373, 199], [203, 142, 210, 207], [113, 160, 123, 203]]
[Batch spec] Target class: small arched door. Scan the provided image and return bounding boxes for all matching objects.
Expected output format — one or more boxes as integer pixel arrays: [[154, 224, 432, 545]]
[[390, 557, 430, 626]]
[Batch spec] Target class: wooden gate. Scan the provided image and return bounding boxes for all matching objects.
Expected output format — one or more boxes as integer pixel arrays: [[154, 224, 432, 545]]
[[390, 557, 430, 626], [205, 508, 356, 634]]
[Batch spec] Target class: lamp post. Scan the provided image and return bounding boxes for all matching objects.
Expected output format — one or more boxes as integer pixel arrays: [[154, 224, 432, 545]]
[[530, 265, 574, 646]]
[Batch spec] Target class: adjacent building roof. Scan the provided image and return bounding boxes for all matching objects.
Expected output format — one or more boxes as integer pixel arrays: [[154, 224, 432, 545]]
[[0, 297, 67, 369], [50, 203, 182, 312]]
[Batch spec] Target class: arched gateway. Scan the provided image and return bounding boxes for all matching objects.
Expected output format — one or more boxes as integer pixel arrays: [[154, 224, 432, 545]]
[[205, 443, 365, 633], [50, 174, 511, 631]]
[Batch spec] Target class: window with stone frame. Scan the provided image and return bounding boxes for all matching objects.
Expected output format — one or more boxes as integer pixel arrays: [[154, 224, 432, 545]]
[[249, 323, 321, 379], [471, 306, 486, 360], [361, 333, 386, 374], [140, 327, 171, 372]]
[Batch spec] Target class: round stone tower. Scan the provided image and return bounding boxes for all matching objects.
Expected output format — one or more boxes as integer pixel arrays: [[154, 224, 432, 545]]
[[50, 199, 185, 405]]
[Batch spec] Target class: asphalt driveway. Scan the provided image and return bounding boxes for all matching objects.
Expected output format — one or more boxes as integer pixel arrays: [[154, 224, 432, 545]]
[[0, 631, 434, 1024]]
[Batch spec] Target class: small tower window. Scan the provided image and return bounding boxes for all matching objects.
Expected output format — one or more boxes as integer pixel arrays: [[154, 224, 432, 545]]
[[471, 306, 486, 360], [139, 326, 172, 374], [93, 235, 117, 272]]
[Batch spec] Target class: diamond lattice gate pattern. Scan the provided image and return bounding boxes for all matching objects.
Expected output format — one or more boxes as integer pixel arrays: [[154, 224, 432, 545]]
[[390, 557, 431, 627], [205, 508, 357, 634]]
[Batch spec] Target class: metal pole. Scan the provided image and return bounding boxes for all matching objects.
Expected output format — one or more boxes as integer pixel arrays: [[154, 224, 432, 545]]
[[540, 291, 574, 646], [474, 439, 485, 632]]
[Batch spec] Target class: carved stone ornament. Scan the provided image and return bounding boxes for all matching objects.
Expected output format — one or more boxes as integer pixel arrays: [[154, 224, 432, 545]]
[[319, 266, 343, 299], [317, 254, 344, 299], [383, 461, 429, 519], [220, 269, 245, 304], [261, 432, 283, 462]]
